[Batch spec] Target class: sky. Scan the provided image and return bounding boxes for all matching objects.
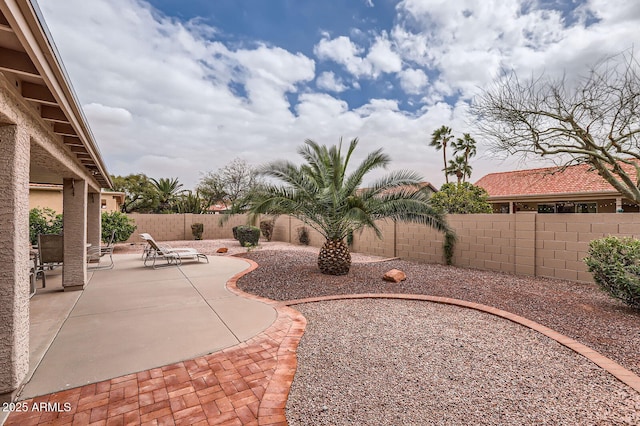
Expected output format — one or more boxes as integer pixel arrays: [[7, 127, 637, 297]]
[[36, 0, 640, 190]]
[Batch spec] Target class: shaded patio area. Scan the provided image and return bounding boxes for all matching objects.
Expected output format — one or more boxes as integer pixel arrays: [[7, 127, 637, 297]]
[[19, 254, 276, 400]]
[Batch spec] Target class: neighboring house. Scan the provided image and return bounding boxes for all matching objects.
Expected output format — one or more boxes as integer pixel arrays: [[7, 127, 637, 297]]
[[101, 190, 125, 212], [207, 202, 230, 214], [29, 184, 124, 213], [475, 163, 640, 214], [1, 0, 112, 404]]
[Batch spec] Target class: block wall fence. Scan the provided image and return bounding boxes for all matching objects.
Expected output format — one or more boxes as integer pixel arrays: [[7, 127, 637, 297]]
[[124, 212, 640, 283]]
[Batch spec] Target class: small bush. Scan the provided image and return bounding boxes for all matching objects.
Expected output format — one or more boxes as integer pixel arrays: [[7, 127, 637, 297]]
[[29, 207, 63, 245], [236, 225, 260, 247], [443, 231, 457, 266], [232, 225, 239, 240], [260, 219, 275, 241], [191, 223, 204, 240], [297, 226, 310, 245], [584, 236, 640, 309], [102, 211, 137, 243]]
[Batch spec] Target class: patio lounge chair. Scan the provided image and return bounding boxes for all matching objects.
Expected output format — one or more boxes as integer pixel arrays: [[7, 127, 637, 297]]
[[36, 234, 64, 288], [87, 230, 116, 270], [139, 233, 208, 269]]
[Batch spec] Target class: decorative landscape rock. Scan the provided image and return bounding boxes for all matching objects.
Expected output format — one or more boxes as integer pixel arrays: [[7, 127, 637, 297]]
[[383, 269, 406, 283], [216, 247, 228, 253]]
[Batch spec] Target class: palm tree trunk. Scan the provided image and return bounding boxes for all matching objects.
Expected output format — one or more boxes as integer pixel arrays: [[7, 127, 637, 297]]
[[443, 148, 449, 184], [318, 239, 351, 275]]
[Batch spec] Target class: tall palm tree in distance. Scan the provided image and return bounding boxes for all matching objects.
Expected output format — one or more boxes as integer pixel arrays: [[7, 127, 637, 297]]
[[430, 125, 454, 184], [453, 133, 477, 167], [239, 138, 452, 275], [446, 155, 473, 183]]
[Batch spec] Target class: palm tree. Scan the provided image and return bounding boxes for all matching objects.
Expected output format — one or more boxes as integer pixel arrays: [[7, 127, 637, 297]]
[[150, 177, 184, 212], [430, 125, 454, 184], [445, 155, 473, 183], [453, 133, 477, 166], [239, 138, 452, 275]]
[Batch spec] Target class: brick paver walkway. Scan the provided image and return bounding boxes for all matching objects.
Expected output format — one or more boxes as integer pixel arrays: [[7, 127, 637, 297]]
[[7, 260, 640, 425], [6, 260, 306, 426]]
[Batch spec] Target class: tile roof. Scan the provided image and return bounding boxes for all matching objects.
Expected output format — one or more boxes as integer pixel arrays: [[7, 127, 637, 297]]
[[475, 162, 638, 197]]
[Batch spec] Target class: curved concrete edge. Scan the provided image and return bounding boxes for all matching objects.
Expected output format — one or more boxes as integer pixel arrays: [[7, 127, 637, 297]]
[[278, 293, 640, 394]]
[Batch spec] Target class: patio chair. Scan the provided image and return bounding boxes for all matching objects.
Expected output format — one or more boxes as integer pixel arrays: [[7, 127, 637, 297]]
[[36, 234, 64, 288], [87, 230, 116, 270], [139, 233, 208, 269]]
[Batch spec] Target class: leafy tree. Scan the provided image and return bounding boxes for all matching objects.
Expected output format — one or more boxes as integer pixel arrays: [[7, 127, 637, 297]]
[[29, 207, 63, 245], [197, 158, 261, 207], [196, 173, 226, 208], [472, 50, 640, 203], [430, 125, 454, 184], [150, 177, 184, 213], [111, 174, 158, 213], [234, 138, 451, 275], [430, 182, 492, 214], [101, 211, 137, 243]]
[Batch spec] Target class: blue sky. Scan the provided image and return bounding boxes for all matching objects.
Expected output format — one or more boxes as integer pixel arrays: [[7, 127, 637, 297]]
[[37, 0, 640, 189]]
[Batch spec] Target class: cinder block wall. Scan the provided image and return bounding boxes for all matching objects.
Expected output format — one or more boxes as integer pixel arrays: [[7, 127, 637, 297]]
[[124, 213, 249, 243], [123, 212, 640, 283]]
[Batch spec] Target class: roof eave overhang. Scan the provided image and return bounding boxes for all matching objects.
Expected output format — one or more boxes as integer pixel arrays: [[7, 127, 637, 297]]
[[487, 190, 622, 202], [1, 0, 112, 189]]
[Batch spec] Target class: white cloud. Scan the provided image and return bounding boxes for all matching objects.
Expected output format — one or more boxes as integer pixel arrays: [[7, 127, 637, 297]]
[[314, 35, 372, 77], [365, 35, 403, 76], [83, 103, 132, 126], [398, 68, 428, 94], [316, 71, 348, 92], [314, 33, 402, 79], [37, 0, 640, 189]]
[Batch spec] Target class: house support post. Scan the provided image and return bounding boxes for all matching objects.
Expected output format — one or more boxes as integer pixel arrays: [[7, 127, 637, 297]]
[[616, 197, 623, 213], [63, 178, 88, 291], [0, 124, 30, 403], [87, 191, 101, 249]]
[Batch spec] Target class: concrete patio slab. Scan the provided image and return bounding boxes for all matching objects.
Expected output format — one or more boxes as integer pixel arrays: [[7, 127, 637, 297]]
[[18, 253, 276, 400], [208, 296, 280, 342]]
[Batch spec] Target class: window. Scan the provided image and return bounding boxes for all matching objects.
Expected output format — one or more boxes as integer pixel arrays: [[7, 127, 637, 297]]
[[576, 203, 597, 213], [555, 202, 576, 213], [537, 204, 555, 213]]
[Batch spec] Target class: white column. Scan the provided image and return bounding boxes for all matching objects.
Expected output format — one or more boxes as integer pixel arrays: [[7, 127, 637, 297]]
[[62, 178, 88, 291], [0, 124, 30, 401]]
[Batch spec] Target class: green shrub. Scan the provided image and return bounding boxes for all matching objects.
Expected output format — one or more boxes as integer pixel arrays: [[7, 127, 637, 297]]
[[29, 207, 63, 245], [102, 211, 137, 243], [297, 226, 310, 245], [236, 225, 260, 247], [191, 223, 204, 240], [443, 230, 457, 265], [259, 219, 275, 241], [232, 225, 239, 240], [584, 236, 640, 309]]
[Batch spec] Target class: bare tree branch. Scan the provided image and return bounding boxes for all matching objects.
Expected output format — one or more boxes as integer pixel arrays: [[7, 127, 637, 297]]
[[472, 49, 640, 202]]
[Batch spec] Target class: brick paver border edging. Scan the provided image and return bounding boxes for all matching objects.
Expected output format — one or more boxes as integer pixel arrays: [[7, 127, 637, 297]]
[[277, 293, 640, 394]]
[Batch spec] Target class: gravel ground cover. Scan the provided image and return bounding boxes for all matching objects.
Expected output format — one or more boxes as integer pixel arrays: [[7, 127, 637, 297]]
[[286, 299, 640, 425], [116, 240, 640, 423], [236, 250, 640, 378]]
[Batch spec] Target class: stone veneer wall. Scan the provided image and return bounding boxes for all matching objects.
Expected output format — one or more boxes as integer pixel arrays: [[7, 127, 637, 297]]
[[125, 212, 640, 283]]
